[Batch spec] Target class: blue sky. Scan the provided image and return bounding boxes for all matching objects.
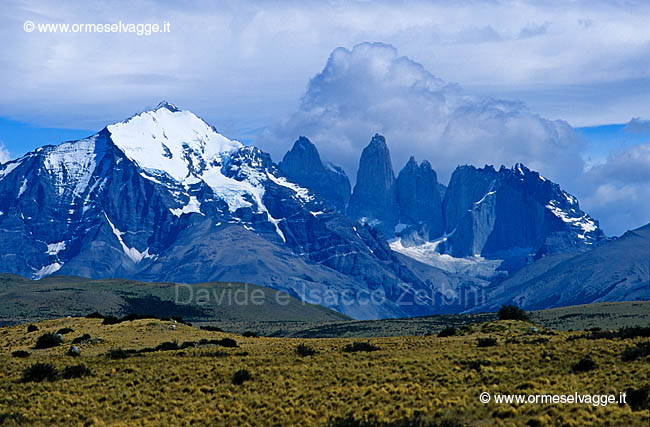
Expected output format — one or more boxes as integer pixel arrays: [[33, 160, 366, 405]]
[[3, 0, 650, 236], [578, 124, 650, 166], [0, 118, 93, 160]]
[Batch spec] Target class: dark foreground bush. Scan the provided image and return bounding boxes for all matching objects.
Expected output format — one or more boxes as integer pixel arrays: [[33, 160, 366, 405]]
[[477, 338, 497, 348], [621, 342, 650, 362], [34, 332, 64, 349], [626, 385, 650, 411], [498, 305, 530, 321], [102, 316, 120, 325], [86, 312, 105, 319], [154, 341, 180, 351], [217, 338, 238, 348], [296, 343, 317, 357], [61, 364, 93, 379], [571, 357, 597, 373], [71, 334, 92, 344], [21, 363, 58, 383], [11, 350, 30, 358], [343, 342, 381, 353], [107, 348, 130, 360], [232, 369, 252, 385], [568, 325, 650, 341], [242, 331, 259, 338], [328, 413, 462, 427], [56, 327, 74, 335], [0, 413, 28, 425], [437, 327, 457, 338], [27, 324, 38, 333]]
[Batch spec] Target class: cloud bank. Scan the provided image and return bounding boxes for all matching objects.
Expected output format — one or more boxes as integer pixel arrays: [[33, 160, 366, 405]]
[[4, 0, 650, 132], [580, 143, 650, 235], [261, 42, 649, 236], [262, 43, 584, 187]]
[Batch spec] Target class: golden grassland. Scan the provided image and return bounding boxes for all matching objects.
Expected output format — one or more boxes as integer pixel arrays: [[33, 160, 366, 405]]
[[0, 317, 648, 426]]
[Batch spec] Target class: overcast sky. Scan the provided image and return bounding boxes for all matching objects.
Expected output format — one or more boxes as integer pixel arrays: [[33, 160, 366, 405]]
[[2, 0, 650, 235]]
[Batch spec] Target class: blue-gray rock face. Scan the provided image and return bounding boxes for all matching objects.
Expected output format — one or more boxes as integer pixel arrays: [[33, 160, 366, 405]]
[[439, 164, 604, 259], [0, 103, 617, 319], [278, 136, 350, 211], [344, 135, 445, 242], [0, 105, 450, 320], [396, 157, 444, 240], [347, 134, 399, 233]]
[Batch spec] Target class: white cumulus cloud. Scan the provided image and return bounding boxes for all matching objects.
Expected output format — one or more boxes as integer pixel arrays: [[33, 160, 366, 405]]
[[261, 42, 585, 188], [579, 144, 650, 235]]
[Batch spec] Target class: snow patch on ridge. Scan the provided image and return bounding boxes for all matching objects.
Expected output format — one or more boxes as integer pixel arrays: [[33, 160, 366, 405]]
[[33, 262, 62, 279], [390, 237, 503, 279], [266, 173, 314, 203], [104, 213, 153, 263], [46, 241, 66, 255], [546, 200, 597, 238], [0, 159, 22, 181], [170, 196, 203, 217], [474, 190, 496, 205], [18, 179, 28, 197], [200, 167, 261, 212]]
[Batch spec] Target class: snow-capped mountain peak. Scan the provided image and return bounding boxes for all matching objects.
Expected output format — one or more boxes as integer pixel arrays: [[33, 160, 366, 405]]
[[107, 102, 242, 183]]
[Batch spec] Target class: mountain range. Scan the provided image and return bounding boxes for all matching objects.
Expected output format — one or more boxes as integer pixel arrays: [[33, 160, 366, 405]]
[[0, 101, 647, 319]]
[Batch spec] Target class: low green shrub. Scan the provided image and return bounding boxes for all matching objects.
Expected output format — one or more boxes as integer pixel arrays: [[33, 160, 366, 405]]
[[498, 305, 530, 321], [34, 333, 63, 349], [296, 343, 317, 357], [86, 312, 105, 319], [621, 342, 650, 362], [107, 348, 130, 360], [568, 325, 650, 341], [477, 337, 497, 348], [21, 363, 58, 383], [437, 327, 457, 338], [232, 369, 252, 385], [71, 334, 91, 344], [0, 413, 28, 425], [571, 357, 597, 373], [61, 364, 93, 379], [626, 385, 650, 411], [343, 342, 380, 353]]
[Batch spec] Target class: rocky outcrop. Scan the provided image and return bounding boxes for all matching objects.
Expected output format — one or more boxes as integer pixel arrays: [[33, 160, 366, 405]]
[[278, 136, 350, 211], [439, 163, 604, 259], [396, 157, 444, 239], [347, 134, 398, 232]]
